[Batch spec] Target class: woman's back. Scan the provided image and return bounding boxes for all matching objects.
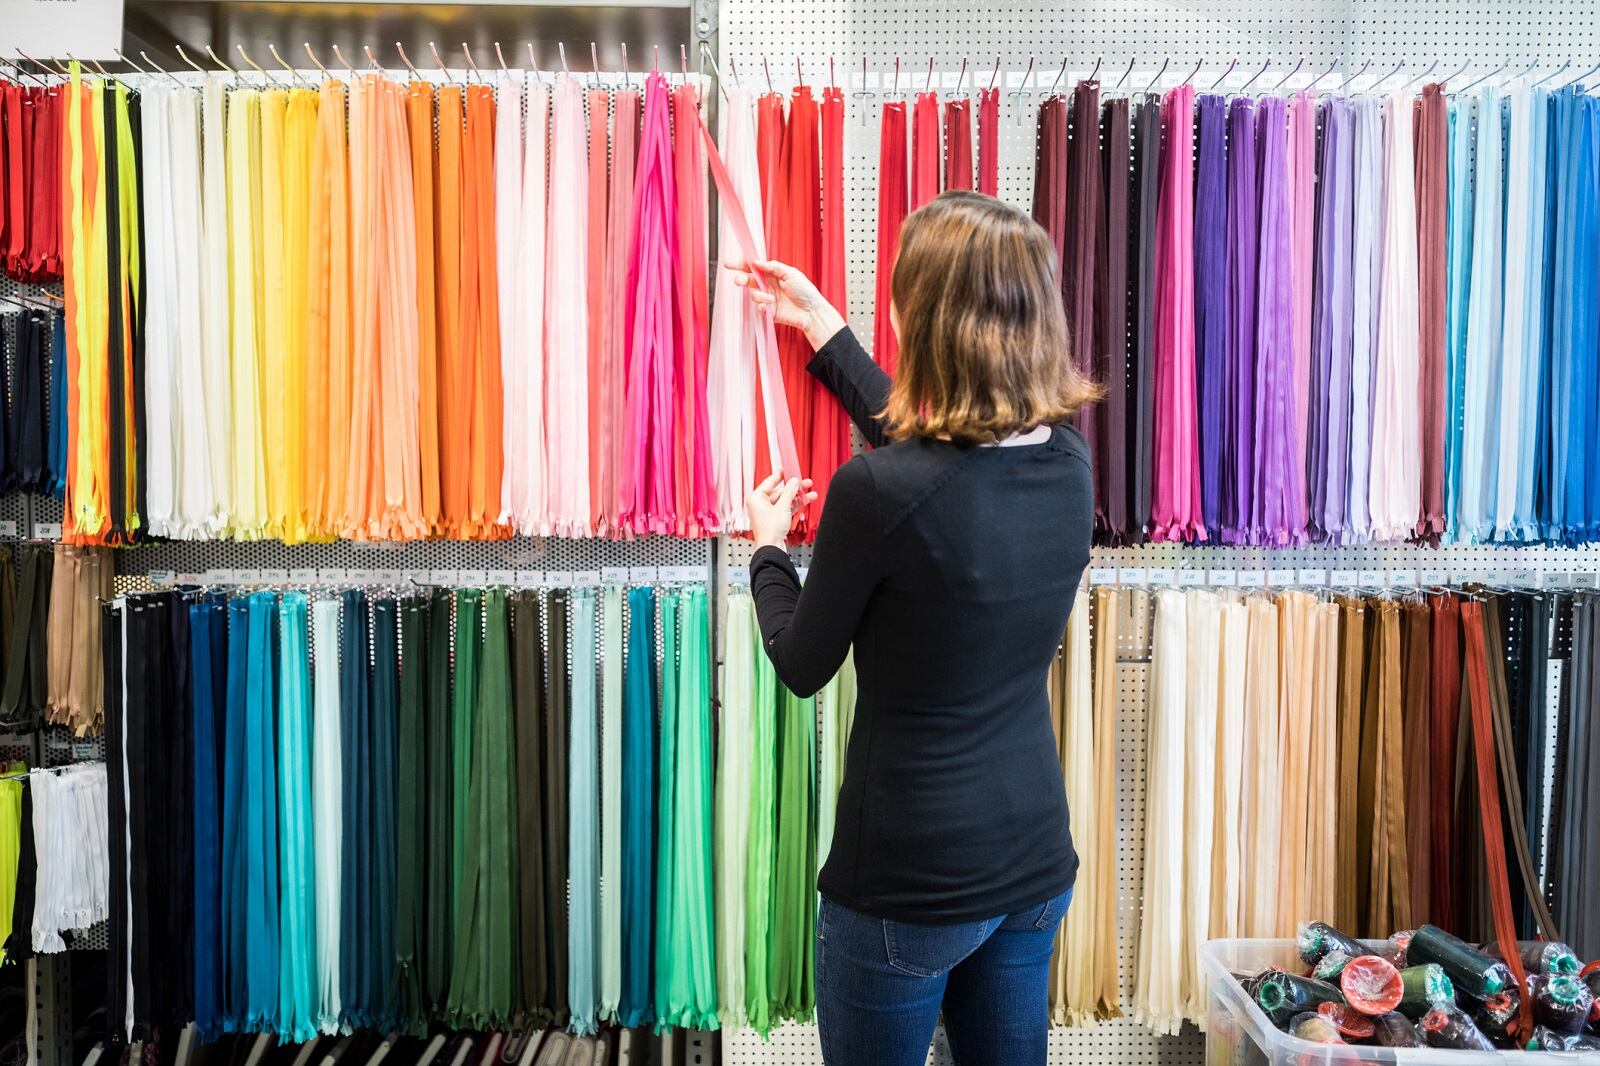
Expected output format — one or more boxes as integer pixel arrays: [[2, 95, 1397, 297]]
[[751, 331, 1093, 923]]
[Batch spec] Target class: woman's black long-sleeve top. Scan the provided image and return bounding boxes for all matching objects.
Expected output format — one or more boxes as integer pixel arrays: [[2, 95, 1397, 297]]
[[750, 326, 1093, 924]]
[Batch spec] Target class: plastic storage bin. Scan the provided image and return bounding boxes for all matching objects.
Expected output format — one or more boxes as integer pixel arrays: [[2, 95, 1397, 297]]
[[1201, 938, 1600, 1065]]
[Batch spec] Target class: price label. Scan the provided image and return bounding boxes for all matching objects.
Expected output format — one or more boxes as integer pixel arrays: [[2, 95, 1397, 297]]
[[458, 569, 489, 586], [1484, 569, 1506, 585], [32, 522, 61, 540], [1267, 569, 1297, 585], [72, 741, 99, 761], [487, 569, 517, 586], [0, 521, 17, 538], [1331, 570, 1359, 586], [429, 569, 459, 586], [291, 568, 320, 583], [1507, 569, 1536, 587], [1147, 568, 1177, 586], [1119, 567, 1148, 586], [260, 568, 289, 582], [177, 573, 204, 586], [629, 567, 659, 583], [1419, 569, 1450, 586], [601, 567, 631, 584], [1209, 570, 1238, 587], [547, 571, 575, 588], [1237, 571, 1266, 589], [1298, 569, 1329, 585], [369, 569, 399, 585], [148, 570, 176, 587], [205, 568, 232, 584], [1178, 568, 1207, 586], [1358, 570, 1387, 587], [727, 566, 752, 584], [1573, 571, 1599, 589], [572, 571, 603, 587], [1088, 568, 1117, 585], [1390, 569, 1420, 586]]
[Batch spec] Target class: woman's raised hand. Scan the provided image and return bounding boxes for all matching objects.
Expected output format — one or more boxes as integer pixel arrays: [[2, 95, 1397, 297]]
[[729, 259, 847, 350]]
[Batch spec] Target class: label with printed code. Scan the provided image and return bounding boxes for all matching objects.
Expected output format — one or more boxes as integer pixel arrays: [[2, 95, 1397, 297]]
[[547, 571, 575, 588], [1358, 570, 1386, 586], [1391, 570, 1420, 586], [1298, 569, 1329, 585], [292, 568, 320, 583], [148, 570, 176, 587], [346, 569, 376, 584], [1267, 569, 1297, 585], [320, 568, 349, 583], [1088, 568, 1117, 585], [1507, 570, 1536, 587], [1120, 568, 1148, 585], [602, 567, 630, 583], [487, 569, 517, 586], [573, 571, 603, 587], [728, 566, 751, 584], [0, 521, 17, 537], [1420, 570, 1450, 586], [33, 522, 61, 540], [1209, 570, 1237, 586], [458, 569, 489, 586], [629, 567, 659, 582], [428, 569, 458, 586], [261, 569, 289, 582], [1146, 568, 1176, 586], [1178, 569, 1207, 586], [1331, 570, 1359, 585], [1237, 571, 1266, 588]]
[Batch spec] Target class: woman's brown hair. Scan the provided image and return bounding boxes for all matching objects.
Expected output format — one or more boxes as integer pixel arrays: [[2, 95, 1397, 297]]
[[883, 190, 1099, 444]]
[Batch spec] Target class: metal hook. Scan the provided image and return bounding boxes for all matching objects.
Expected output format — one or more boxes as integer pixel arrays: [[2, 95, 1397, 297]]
[[1088, 55, 1102, 83], [830, 55, 837, 90], [681, 43, 690, 85], [87, 57, 125, 88], [763, 55, 773, 94], [1336, 56, 1372, 91], [1143, 57, 1169, 94], [140, 50, 186, 88], [557, 42, 570, 76], [1208, 56, 1238, 91], [6, 52, 46, 86], [619, 43, 628, 84], [396, 42, 422, 81], [797, 55, 805, 88], [1007, 55, 1032, 100], [1271, 54, 1305, 92], [653, 44, 659, 73], [892, 55, 903, 99], [1511, 56, 1539, 83], [953, 57, 967, 97], [462, 43, 481, 82], [236, 44, 268, 83], [1307, 57, 1340, 93], [1400, 57, 1440, 92], [1368, 58, 1404, 93], [1179, 56, 1204, 87], [362, 45, 383, 75], [495, 41, 509, 72], [1114, 55, 1135, 91], [1563, 59, 1600, 89], [925, 56, 935, 95], [331, 44, 357, 73], [427, 42, 452, 82], [1237, 56, 1270, 93], [300, 43, 329, 78], [1533, 58, 1571, 87], [989, 56, 1001, 91], [1047, 54, 1068, 97], [1457, 58, 1507, 94], [1438, 58, 1470, 87], [696, 41, 729, 102], [205, 45, 238, 76], [268, 44, 310, 87]]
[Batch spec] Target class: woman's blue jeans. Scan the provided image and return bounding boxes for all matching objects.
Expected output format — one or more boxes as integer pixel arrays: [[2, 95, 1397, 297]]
[[815, 888, 1073, 1066]]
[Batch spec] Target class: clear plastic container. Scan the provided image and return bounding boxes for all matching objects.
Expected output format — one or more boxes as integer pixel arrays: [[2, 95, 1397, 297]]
[[1202, 938, 1600, 1065]]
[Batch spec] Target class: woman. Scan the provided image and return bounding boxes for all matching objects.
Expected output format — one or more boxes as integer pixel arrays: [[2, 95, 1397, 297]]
[[736, 190, 1098, 1065]]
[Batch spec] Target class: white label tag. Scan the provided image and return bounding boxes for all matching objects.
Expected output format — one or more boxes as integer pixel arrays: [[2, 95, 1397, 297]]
[[727, 565, 752, 584], [346, 568, 377, 584], [429, 569, 458, 586], [1392, 569, 1420, 587], [401, 569, 430, 586], [148, 570, 176, 587], [1178, 568, 1207, 586], [0, 521, 17, 538], [291, 568, 319, 583], [32, 522, 61, 540], [320, 568, 348, 583], [1298, 568, 1329, 585], [205, 568, 231, 584], [1420, 569, 1450, 586], [1209, 570, 1237, 587], [1088, 568, 1117, 585], [572, 571, 603, 587], [547, 571, 575, 588], [487, 569, 517, 586], [1358, 570, 1387, 587], [458, 569, 489, 586], [177, 573, 204, 586], [629, 567, 659, 582], [1484, 569, 1505, 585], [261, 568, 289, 582], [661, 566, 711, 583], [1147, 568, 1177, 586], [1119, 567, 1148, 586], [1573, 572, 1599, 589], [1237, 571, 1266, 589], [1267, 569, 1297, 585], [1331, 570, 1359, 586], [1507, 569, 1536, 587], [601, 567, 630, 584]]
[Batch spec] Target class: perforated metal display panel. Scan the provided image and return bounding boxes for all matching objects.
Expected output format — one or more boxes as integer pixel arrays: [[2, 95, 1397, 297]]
[[717, 1, 1600, 1061]]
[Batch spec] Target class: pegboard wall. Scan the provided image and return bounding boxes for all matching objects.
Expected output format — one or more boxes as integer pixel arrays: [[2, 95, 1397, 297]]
[[717, 0, 1600, 1061]]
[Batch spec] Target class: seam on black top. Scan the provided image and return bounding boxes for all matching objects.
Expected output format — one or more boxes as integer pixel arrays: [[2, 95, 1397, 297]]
[[879, 449, 983, 535]]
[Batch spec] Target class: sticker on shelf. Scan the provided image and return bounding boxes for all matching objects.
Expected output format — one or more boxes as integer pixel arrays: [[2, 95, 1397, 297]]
[[430, 569, 459, 586], [402, 569, 430, 586], [346, 569, 377, 584], [178, 573, 204, 586], [547, 571, 575, 588], [1331, 570, 1359, 586], [1507, 569, 1535, 587], [1419, 569, 1450, 586], [514, 571, 543, 588]]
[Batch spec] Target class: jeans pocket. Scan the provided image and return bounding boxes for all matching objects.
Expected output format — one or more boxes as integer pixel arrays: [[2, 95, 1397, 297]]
[[883, 917, 990, 977], [1032, 887, 1075, 930]]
